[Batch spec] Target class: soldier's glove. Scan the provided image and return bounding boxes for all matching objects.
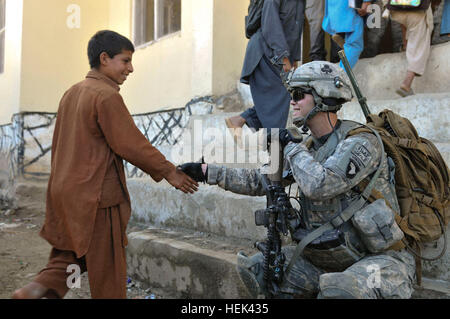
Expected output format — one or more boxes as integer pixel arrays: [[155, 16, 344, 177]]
[[178, 162, 207, 183], [267, 128, 303, 149]]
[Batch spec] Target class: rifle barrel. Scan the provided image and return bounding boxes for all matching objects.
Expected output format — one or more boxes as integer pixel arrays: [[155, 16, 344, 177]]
[[338, 50, 371, 119]]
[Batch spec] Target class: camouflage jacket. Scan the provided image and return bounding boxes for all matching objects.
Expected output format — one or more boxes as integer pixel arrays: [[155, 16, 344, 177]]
[[207, 120, 400, 229]]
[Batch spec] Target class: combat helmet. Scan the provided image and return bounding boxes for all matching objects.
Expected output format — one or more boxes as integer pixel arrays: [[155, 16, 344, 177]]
[[284, 61, 353, 130]]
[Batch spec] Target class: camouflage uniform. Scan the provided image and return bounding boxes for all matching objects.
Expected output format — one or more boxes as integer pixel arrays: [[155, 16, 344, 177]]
[[207, 120, 416, 299]]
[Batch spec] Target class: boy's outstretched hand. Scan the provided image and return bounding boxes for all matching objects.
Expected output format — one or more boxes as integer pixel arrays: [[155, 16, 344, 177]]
[[165, 169, 199, 194]]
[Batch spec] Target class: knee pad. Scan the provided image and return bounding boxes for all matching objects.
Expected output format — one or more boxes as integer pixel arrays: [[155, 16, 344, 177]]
[[236, 251, 265, 298]]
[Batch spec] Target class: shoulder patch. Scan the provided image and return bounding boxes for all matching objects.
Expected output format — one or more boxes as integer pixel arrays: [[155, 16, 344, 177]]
[[350, 143, 371, 169], [346, 159, 360, 178]]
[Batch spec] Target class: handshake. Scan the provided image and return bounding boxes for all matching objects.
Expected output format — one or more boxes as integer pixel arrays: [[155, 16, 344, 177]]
[[178, 162, 208, 183], [178, 128, 302, 183]]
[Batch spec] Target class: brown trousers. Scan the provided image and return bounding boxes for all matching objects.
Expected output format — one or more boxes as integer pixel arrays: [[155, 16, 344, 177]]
[[33, 205, 127, 299], [390, 7, 434, 76]]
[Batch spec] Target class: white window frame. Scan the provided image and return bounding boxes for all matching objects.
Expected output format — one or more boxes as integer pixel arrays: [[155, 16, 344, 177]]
[[0, 0, 6, 74], [132, 0, 181, 49]]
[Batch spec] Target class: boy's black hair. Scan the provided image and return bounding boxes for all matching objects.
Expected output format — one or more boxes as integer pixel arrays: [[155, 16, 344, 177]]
[[88, 30, 135, 69]]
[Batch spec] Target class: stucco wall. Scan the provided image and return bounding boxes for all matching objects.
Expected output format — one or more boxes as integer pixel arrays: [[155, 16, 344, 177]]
[[212, 0, 248, 96], [0, 0, 23, 125], [19, 0, 110, 113], [119, 0, 214, 114]]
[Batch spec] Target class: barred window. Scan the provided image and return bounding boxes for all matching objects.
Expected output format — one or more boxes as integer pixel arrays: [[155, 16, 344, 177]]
[[0, 0, 5, 74], [133, 0, 181, 47]]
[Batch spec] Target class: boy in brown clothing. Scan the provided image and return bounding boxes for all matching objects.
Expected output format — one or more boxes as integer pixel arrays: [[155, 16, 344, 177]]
[[12, 30, 198, 299]]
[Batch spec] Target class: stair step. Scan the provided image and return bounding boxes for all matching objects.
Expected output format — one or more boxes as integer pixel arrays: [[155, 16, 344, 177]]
[[126, 227, 255, 298], [236, 43, 450, 105], [339, 92, 450, 143], [126, 227, 449, 299], [354, 42, 450, 101], [127, 178, 267, 241]]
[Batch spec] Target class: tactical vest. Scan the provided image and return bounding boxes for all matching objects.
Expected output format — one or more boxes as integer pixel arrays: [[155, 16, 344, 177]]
[[289, 120, 400, 271], [301, 120, 399, 223]]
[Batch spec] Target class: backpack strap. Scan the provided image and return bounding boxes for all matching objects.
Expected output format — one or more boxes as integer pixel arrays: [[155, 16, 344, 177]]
[[285, 125, 386, 276]]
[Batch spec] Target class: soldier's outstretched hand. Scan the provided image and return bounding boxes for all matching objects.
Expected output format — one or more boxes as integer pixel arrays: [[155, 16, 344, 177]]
[[178, 162, 207, 183], [165, 168, 199, 194]]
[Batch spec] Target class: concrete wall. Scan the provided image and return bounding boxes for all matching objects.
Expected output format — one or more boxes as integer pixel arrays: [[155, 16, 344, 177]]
[[0, 0, 23, 125], [19, 0, 110, 113]]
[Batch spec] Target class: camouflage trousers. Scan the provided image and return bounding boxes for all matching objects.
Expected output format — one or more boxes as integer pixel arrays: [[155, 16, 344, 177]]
[[238, 246, 416, 299]]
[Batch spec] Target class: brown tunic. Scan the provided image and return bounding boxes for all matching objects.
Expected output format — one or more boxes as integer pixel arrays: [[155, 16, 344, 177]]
[[40, 70, 176, 258]]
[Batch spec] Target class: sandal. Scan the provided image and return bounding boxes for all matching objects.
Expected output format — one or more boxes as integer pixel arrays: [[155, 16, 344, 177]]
[[396, 87, 414, 97]]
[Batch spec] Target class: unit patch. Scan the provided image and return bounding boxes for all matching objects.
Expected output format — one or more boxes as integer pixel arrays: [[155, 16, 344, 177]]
[[351, 144, 371, 169], [346, 159, 360, 178]]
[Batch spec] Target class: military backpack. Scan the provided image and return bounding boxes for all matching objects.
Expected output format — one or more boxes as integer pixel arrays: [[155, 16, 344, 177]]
[[349, 109, 449, 261]]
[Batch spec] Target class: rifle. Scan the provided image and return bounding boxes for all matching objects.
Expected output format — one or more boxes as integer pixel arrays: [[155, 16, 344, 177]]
[[338, 50, 372, 119], [253, 129, 302, 298]]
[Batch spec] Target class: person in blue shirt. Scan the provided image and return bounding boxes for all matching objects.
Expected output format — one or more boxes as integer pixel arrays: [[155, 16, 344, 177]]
[[322, 0, 372, 69], [441, 0, 450, 36]]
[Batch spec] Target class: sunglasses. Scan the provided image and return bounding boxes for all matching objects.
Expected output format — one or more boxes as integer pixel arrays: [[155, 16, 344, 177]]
[[290, 89, 309, 102]]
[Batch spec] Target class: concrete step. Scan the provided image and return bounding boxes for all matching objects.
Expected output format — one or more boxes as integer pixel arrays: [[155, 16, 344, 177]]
[[126, 227, 256, 298], [127, 178, 268, 242], [353, 42, 450, 101], [339, 92, 450, 143], [126, 227, 449, 299], [236, 42, 450, 106], [339, 92, 450, 165]]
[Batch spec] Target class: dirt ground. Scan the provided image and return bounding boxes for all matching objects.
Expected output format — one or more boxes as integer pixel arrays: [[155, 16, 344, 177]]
[[0, 205, 165, 299], [0, 179, 174, 299]]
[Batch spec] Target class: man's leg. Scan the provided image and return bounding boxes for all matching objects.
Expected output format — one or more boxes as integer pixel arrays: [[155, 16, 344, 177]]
[[403, 8, 433, 77], [249, 57, 291, 129], [84, 205, 127, 299], [305, 0, 326, 61], [13, 248, 85, 299], [391, 8, 433, 96], [340, 18, 365, 69], [318, 249, 416, 299]]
